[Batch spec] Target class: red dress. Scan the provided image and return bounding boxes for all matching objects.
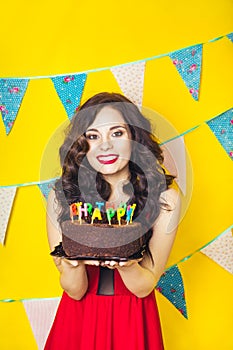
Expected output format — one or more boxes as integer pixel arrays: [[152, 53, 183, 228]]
[[44, 265, 164, 350]]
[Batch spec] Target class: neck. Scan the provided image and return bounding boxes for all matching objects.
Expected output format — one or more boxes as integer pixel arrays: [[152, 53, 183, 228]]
[[103, 168, 131, 205], [102, 166, 130, 188]]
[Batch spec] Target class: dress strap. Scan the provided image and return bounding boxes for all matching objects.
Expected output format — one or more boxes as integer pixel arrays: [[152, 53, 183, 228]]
[[97, 267, 114, 295]]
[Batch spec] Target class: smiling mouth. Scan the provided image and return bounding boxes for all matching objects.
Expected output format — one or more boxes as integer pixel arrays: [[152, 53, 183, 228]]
[[97, 154, 119, 165]]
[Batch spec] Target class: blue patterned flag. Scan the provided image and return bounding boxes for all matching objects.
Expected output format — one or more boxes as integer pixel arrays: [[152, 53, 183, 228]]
[[156, 265, 188, 318], [207, 109, 233, 160], [51, 73, 87, 120], [0, 79, 29, 135], [38, 179, 57, 201], [169, 44, 203, 101], [226, 32, 233, 43]]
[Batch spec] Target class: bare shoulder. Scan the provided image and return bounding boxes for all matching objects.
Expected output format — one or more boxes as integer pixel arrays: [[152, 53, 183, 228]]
[[159, 188, 181, 211], [152, 188, 181, 234]]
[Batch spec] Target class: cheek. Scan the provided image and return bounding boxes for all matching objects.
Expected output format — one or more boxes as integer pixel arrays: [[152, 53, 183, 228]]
[[121, 143, 131, 159]]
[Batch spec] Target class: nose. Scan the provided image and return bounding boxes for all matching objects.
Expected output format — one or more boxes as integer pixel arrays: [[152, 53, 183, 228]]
[[100, 138, 113, 151]]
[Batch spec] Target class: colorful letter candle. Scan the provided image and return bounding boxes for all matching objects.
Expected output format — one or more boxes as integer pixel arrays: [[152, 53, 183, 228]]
[[126, 204, 136, 224], [117, 207, 126, 225], [70, 203, 78, 222], [86, 203, 93, 215], [95, 202, 104, 211], [91, 208, 102, 224], [78, 203, 88, 224], [106, 208, 116, 225]]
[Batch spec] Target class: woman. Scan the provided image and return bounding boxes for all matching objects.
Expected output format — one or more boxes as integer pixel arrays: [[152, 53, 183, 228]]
[[44, 92, 180, 349]]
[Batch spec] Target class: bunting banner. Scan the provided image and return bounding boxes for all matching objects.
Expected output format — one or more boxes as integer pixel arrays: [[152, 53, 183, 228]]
[[38, 179, 57, 201], [0, 79, 29, 135], [110, 61, 146, 107], [156, 265, 188, 318], [161, 136, 186, 195], [169, 44, 203, 101], [0, 32, 231, 137], [206, 108, 233, 159], [51, 73, 87, 120], [0, 187, 17, 244], [23, 298, 60, 350], [201, 230, 233, 274], [226, 32, 233, 42]]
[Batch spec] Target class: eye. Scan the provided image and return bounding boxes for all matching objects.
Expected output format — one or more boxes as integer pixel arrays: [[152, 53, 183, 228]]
[[112, 130, 123, 137], [85, 133, 99, 140]]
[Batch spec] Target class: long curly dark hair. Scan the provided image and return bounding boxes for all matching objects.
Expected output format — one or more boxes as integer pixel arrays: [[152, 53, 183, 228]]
[[54, 92, 174, 235]]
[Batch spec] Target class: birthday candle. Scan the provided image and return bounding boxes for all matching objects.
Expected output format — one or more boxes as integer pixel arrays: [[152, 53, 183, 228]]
[[126, 204, 136, 224], [86, 203, 93, 215], [78, 203, 88, 224], [95, 202, 105, 211], [106, 208, 115, 225], [117, 207, 126, 226], [91, 208, 102, 224], [70, 203, 78, 222]]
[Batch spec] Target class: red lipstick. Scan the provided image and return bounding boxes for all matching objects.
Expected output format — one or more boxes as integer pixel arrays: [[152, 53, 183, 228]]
[[97, 154, 119, 165]]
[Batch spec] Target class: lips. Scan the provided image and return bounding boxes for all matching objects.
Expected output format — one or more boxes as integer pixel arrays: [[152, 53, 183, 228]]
[[97, 154, 119, 165]]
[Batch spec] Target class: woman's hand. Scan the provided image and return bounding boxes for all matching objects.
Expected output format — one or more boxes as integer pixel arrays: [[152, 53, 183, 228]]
[[55, 257, 100, 268], [53, 256, 84, 270], [100, 258, 143, 269]]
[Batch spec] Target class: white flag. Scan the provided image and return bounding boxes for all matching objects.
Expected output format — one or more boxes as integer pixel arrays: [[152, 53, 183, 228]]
[[111, 61, 146, 107], [201, 230, 233, 274], [23, 298, 60, 350], [0, 187, 17, 244]]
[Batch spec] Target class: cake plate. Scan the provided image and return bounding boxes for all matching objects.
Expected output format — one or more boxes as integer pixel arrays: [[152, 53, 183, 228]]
[[50, 242, 145, 262]]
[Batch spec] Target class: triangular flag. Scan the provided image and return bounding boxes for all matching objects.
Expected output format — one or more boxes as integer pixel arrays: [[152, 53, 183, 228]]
[[111, 61, 146, 107], [23, 298, 60, 350], [206, 108, 233, 159], [201, 230, 233, 274], [156, 265, 188, 318], [161, 136, 186, 195], [169, 44, 203, 101], [0, 187, 17, 244], [51, 73, 87, 120], [226, 32, 233, 43], [0, 79, 29, 134], [38, 179, 57, 201]]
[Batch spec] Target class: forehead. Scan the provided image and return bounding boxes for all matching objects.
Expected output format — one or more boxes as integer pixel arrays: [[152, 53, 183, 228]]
[[88, 106, 125, 129]]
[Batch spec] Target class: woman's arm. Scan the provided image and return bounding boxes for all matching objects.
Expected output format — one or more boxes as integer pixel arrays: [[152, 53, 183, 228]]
[[117, 188, 181, 298], [46, 190, 88, 300]]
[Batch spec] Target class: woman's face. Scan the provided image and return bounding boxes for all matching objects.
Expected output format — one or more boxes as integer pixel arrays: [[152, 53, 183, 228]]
[[85, 106, 132, 179]]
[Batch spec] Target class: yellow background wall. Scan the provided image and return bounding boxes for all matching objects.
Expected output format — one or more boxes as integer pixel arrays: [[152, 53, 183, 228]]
[[0, 0, 233, 349]]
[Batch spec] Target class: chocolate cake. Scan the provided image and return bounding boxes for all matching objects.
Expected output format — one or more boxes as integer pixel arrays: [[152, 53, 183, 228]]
[[61, 220, 149, 259]]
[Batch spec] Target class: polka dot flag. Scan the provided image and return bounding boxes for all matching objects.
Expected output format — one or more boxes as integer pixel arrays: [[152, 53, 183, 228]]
[[207, 108, 233, 160], [226, 32, 233, 43], [38, 179, 57, 201], [0, 79, 29, 135], [156, 265, 188, 318], [169, 44, 203, 101], [51, 73, 87, 120]]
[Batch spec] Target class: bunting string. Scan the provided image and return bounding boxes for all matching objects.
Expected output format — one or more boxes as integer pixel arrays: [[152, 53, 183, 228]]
[[1, 33, 230, 81]]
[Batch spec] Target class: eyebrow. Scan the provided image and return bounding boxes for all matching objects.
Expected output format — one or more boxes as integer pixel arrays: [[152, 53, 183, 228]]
[[86, 125, 128, 133]]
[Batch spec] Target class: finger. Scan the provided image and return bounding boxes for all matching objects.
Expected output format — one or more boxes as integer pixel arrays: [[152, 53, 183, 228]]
[[83, 260, 100, 266], [62, 258, 79, 267]]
